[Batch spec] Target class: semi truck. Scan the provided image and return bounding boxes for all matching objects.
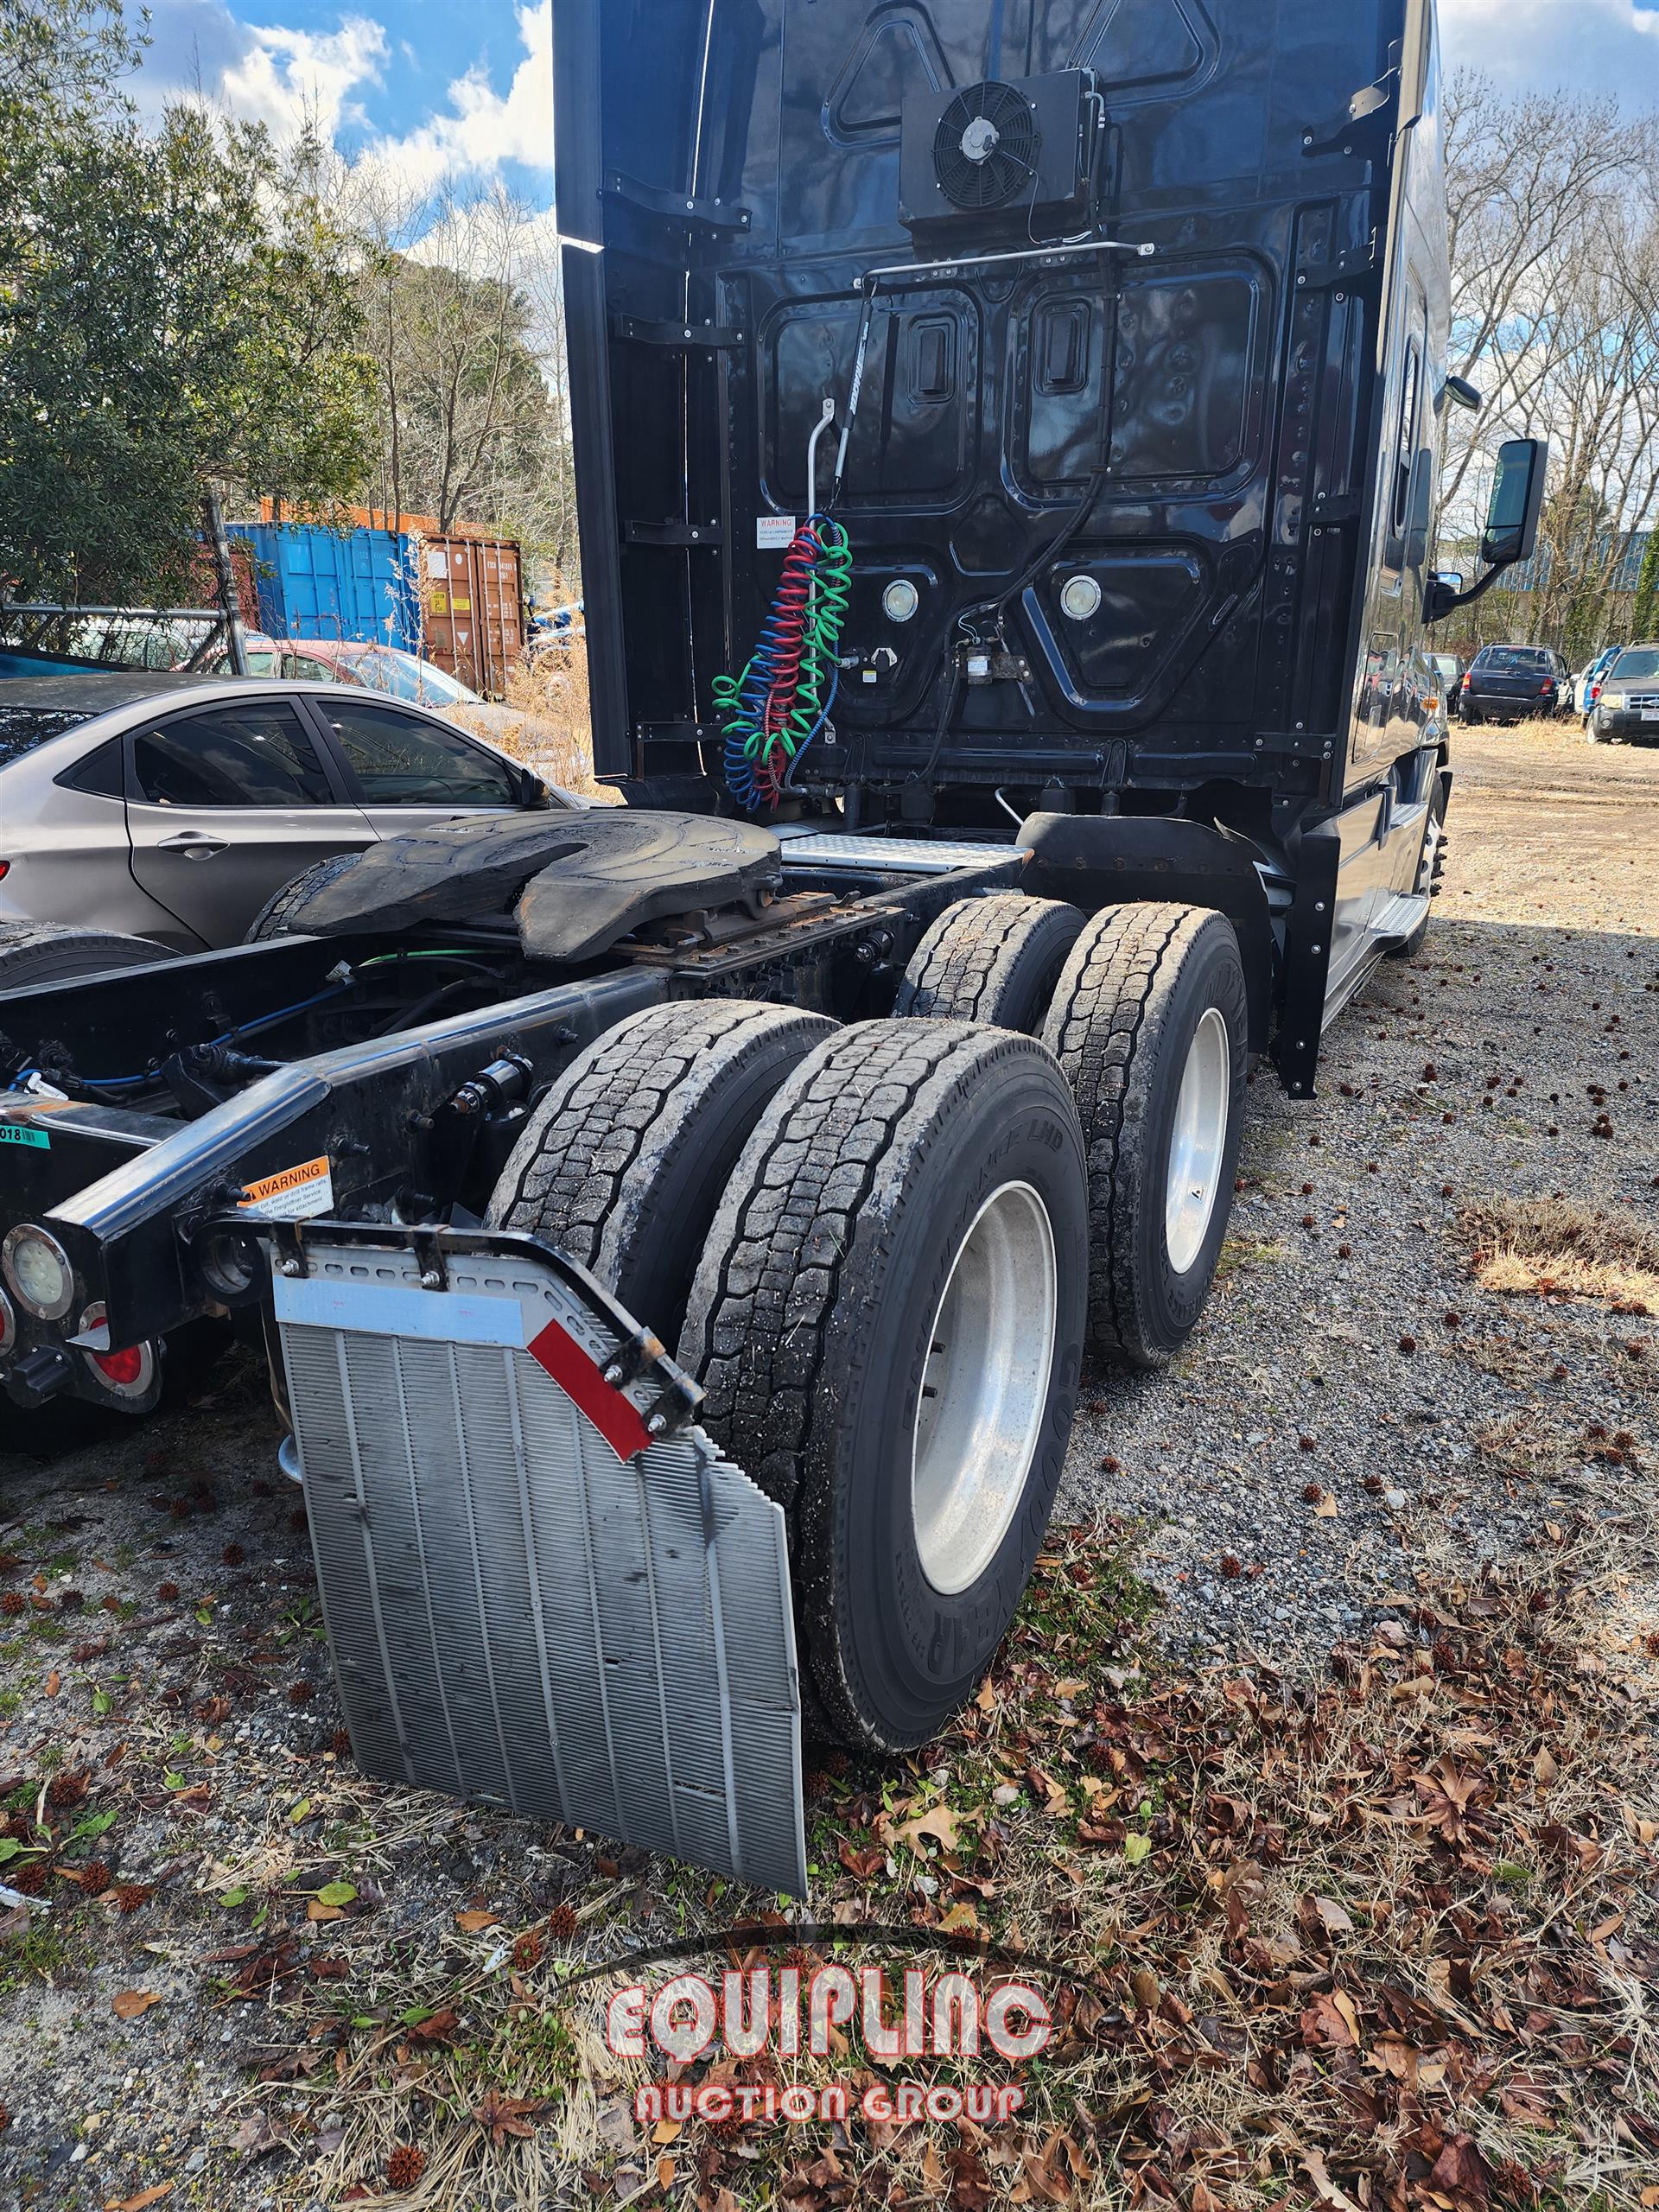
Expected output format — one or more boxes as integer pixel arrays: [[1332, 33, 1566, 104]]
[[0, 0, 1543, 1896]]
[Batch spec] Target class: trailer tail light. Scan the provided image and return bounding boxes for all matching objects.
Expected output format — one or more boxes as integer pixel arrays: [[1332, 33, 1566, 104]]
[[75, 1303, 159, 1406], [92, 1342, 145, 1387]]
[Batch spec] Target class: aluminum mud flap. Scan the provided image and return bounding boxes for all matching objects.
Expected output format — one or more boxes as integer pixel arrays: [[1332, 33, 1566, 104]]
[[264, 1225, 806, 1896]]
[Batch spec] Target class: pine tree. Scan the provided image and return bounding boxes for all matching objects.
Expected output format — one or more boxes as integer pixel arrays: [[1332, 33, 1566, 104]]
[[1632, 529, 1659, 645]]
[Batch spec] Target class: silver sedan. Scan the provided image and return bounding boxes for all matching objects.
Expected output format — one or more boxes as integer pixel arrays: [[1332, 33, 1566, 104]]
[[0, 674, 556, 954]]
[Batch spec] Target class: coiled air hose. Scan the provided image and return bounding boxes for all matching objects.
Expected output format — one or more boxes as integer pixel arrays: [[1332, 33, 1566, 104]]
[[715, 516, 852, 810]]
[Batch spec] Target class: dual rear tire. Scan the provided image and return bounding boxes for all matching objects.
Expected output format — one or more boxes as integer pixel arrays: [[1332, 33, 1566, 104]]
[[491, 893, 1249, 1751], [489, 1001, 1088, 1752], [894, 893, 1249, 1370]]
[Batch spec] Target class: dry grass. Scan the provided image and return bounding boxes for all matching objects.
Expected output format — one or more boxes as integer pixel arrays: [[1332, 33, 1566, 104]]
[[447, 640, 615, 801], [238, 1516, 1658, 2212], [1459, 1198, 1659, 1316]]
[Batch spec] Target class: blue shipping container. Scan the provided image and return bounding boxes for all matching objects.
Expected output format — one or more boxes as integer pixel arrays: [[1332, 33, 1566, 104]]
[[227, 524, 419, 649]]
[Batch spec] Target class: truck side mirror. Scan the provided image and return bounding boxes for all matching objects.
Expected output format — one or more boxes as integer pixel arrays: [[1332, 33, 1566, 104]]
[[1480, 438, 1548, 569], [1426, 437, 1549, 626]]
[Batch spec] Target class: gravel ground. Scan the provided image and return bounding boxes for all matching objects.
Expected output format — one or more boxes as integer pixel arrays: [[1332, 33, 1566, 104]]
[[0, 719, 1655, 2207], [1064, 719, 1659, 1660]]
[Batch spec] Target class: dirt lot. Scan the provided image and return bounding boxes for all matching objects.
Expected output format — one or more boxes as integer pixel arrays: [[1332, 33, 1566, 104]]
[[1, 723, 1656, 2212]]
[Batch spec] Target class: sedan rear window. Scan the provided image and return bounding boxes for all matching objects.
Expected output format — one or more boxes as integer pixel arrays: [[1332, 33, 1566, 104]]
[[0, 705, 95, 767]]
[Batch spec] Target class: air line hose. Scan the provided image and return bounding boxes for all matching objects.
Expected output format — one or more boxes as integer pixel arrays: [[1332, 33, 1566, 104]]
[[715, 516, 852, 810]]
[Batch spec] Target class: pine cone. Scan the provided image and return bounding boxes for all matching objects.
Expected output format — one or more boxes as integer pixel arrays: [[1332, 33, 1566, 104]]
[[386, 2144, 427, 2190]]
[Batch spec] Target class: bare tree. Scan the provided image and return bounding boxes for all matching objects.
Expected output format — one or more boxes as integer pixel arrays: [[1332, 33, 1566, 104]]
[[1441, 71, 1659, 656], [325, 164, 575, 578]]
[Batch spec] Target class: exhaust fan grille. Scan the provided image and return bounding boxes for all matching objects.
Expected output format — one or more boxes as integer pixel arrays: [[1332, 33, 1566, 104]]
[[932, 79, 1040, 212]]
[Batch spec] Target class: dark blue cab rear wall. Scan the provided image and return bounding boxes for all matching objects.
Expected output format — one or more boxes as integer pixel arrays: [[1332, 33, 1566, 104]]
[[555, 0, 1448, 825]]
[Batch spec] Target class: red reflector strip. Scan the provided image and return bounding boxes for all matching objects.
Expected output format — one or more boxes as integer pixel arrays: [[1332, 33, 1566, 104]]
[[527, 1318, 652, 1462]]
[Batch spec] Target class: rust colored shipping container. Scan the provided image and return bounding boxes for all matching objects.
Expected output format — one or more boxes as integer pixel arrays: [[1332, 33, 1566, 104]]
[[416, 535, 524, 699]]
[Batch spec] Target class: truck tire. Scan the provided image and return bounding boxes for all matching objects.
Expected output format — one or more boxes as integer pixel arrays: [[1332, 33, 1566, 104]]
[[895, 893, 1085, 1033], [244, 852, 366, 943], [1042, 904, 1247, 1370], [486, 1001, 836, 1347], [0, 923, 171, 990], [680, 1021, 1088, 1752]]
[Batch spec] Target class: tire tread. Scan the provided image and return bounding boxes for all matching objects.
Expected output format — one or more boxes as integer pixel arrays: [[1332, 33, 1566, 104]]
[[486, 1000, 833, 1290], [244, 852, 366, 943], [681, 1020, 1068, 1746], [894, 893, 1084, 1030], [1042, 903, 1230, 1363]]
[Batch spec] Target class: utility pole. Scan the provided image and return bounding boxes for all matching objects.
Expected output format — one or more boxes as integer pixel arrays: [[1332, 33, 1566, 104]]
[[204, 490, 249, 677]]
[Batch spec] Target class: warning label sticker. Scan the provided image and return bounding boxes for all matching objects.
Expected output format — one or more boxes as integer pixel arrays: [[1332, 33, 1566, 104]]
[[756, 514, 797, 550], [238, 1156, 334, 1222]]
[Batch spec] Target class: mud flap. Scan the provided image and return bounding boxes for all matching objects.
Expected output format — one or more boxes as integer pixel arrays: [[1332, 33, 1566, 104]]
[[261, 1224, 806, 1897]]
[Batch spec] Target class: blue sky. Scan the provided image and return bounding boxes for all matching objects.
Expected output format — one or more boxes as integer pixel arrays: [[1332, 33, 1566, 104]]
[[130, 0, 1657, 204], [136, 0, 556, 203]]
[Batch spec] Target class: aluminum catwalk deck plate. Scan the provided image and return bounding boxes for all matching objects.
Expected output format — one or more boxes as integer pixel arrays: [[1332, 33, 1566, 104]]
[[267, 1226, 806, 1897]]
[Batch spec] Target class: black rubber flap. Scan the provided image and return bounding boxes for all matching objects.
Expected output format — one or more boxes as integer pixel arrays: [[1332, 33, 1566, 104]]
[[274, 810, 783, 959]]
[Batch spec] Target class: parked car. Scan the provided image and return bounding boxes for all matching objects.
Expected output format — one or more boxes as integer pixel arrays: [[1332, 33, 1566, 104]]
[[1459, 645, 1571, 725], [1575, 645, 1623, 720], [1586, 645, 1659, 745], [0, 673, 561, 956], [1428, 652, 1464, 718], [212, 636, 479, 707]]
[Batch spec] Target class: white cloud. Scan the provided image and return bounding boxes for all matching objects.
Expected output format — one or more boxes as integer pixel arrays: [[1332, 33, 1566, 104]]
[[1440, 0, 1659, 99], [218, 16, 389, 137], [138, 1, 387, 137], [359, 2, 553, 192], [138, 0, 553, 189]]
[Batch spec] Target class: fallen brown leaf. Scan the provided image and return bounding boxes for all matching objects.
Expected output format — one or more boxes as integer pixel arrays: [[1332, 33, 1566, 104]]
[[470, 2089, 546, 2146], [111, 1990, 163, 2021], [889, 1803, 963, 1855]]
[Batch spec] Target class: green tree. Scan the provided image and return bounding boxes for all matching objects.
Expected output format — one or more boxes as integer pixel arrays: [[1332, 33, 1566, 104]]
[[0, 0, 375, 604], [1633, 529, 1659, 644]]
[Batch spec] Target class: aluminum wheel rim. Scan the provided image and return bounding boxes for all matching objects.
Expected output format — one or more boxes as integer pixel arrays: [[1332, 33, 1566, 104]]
[[911, 1181, 1058, 1598], [1165, 1007, 1230, 1276]]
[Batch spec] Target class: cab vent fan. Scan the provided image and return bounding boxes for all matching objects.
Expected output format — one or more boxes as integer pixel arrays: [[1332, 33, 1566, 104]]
[[932, 80, 1040, 211]]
